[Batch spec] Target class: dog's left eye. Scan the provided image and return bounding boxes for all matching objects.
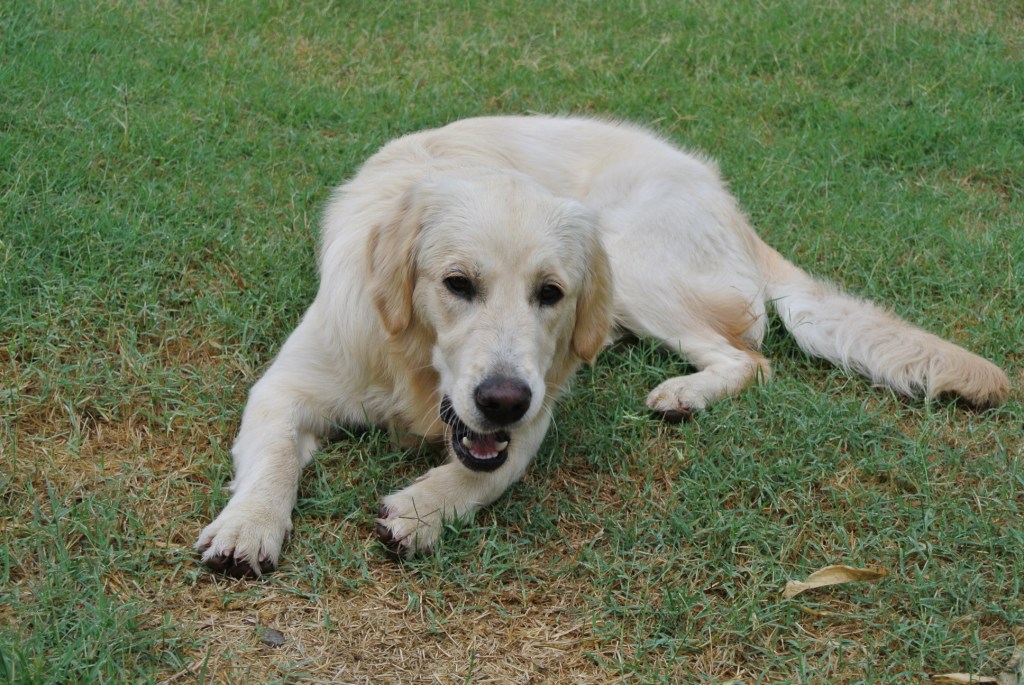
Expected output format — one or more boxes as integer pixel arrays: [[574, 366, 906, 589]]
[[538, 283, 564, 306]]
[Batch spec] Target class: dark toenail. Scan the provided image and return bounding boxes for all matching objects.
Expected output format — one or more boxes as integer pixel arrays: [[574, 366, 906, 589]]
[[375, 521, 394, 544], [655, 408, 692, 423], [203, 552, 274, 579]]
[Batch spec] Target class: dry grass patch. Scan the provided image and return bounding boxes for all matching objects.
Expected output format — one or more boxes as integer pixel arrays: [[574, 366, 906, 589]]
[[163, 568, 606, 684]]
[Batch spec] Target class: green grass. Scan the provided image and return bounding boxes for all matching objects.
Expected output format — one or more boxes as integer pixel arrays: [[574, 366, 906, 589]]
[[2, 0, 1022, 682]]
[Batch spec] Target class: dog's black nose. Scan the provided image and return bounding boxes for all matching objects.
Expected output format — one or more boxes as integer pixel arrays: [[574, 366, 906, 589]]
[[474, 376, 532, 425]]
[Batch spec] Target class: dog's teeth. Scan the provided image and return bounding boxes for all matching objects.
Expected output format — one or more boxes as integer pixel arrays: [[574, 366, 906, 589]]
[[495, 440, 509, 451]]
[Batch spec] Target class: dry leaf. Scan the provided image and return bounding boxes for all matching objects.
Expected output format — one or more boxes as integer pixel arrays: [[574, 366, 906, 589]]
[[782, 564, 888, 599], [930, 644, 1023, 685]]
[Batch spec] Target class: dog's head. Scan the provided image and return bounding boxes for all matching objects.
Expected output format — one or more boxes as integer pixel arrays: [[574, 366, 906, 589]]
[[368, 173, 613, 471]]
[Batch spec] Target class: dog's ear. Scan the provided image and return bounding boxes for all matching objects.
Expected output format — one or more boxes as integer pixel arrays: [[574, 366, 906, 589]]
[[572, 227, 614, 364], [368, 186, 429, 336]]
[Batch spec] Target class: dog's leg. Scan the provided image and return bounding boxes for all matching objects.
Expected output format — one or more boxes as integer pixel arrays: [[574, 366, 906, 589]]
[[616, 280, 769, 419], [375, 413, 550, 557], [612, 280, 770, 418], [642, 331, 770, 420], [195, 326, 326, 577], [597, 174, 774, 419]]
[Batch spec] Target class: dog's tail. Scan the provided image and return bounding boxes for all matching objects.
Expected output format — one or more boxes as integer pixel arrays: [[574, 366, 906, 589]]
[[756, 241, 1009, 408]]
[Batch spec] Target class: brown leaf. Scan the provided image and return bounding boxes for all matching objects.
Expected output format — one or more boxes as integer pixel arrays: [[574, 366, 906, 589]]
[[929, 644, 1023, 685], [781, 564, 888, 599]]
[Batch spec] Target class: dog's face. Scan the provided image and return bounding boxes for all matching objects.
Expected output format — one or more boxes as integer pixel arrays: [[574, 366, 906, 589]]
[[369, 174, 612, 471]]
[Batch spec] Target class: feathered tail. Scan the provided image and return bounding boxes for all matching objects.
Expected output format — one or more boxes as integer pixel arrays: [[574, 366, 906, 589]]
[[757, 242, 1009, 408]]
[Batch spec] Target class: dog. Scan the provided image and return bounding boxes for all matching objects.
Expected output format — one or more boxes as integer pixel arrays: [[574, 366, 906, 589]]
[[195, 115, 1009, 576]]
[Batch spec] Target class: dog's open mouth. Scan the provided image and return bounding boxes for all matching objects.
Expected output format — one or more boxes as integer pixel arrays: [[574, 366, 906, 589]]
[[440, 396, 510, 471]]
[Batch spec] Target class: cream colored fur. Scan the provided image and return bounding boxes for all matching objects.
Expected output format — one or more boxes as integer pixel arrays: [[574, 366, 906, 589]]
[[195, 116, 1009, 574]]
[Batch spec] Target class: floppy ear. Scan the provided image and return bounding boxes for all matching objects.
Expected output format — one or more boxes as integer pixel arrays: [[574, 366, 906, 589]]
[[368, 186, 428, 336], [572, 230, 614, 363]]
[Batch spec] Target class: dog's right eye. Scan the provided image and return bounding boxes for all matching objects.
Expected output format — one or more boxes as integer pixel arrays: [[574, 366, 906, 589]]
[[444, 275, 475, 299]]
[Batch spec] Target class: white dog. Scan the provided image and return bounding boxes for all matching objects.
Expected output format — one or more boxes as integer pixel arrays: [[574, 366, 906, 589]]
[[196, 116, 1009, 576]]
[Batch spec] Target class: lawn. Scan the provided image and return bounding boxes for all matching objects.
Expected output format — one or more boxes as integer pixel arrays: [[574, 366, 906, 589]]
[[1, 1, 1022, 683]]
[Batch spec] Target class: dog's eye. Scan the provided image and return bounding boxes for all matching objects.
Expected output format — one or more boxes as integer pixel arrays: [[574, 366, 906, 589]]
[[538, 283, 564, 306], [444, 275, 475, 299]]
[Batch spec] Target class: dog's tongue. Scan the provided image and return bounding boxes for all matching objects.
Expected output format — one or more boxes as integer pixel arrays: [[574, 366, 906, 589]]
[[462, 432, 509, 460]]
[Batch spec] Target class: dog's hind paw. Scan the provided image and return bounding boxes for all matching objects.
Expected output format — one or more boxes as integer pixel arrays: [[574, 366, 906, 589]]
[[645, 377, 708, 418]]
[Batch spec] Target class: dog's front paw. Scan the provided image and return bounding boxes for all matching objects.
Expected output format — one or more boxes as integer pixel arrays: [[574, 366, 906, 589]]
[[195, 504, 292, 578], [375, 479, 448, 559]]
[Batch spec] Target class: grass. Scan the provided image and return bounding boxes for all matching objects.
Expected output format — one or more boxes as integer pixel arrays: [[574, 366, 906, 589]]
[[2, 0, 1022, 682]]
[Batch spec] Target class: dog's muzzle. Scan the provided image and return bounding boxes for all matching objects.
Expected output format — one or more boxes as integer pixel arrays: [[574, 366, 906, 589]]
[[440, 396, 510, 472]]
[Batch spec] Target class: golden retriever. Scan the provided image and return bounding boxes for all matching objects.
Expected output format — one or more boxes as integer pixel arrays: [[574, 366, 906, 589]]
[[196, 116, 1009, 576]]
